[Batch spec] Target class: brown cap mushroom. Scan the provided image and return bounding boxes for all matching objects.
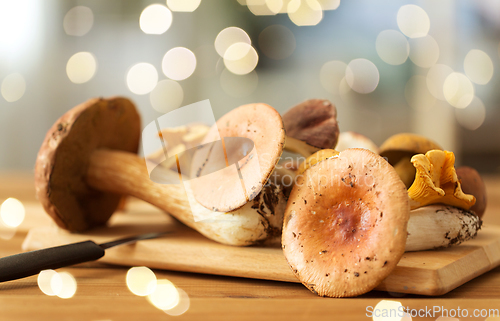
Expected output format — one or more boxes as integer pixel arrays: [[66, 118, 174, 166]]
[[456, 166, 487, 218], [35, 97, 141, 231], [282, 99, 339, 157], [282, 149, 409, 297], [190, 103, 286, 212]]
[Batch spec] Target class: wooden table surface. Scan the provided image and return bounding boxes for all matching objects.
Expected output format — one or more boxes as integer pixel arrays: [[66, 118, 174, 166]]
[[1, 171, 500, 321]]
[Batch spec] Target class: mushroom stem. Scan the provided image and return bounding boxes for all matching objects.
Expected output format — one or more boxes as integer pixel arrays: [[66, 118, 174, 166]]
[[283, 136, 319, 158], [405, 205, 482, 252], [86, 149, 286, 246]]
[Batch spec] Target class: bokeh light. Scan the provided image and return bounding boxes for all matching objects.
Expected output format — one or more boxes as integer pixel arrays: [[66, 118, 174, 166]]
[[397, 5, 430, 38], [223, 43, 259, 75], [162, 47, 197, 81], [455, 96, 486, 131], [288, 0, 323, 26], [463, 49, 494, 85], [1, 73, 26, 102], [220, 69, 258, 97], [426, 64, 453, 100], [372, 300, 404, 321], [408, 35, 439, 68], [339, 77, 354, 103], [167, 0, 202, 12], [63, 6, 94, 36], [404, 75, 435, 112], [126, 63, 158, 95], [443, 72, 475, 109], [126, 266, 157, 296], [266, 0, 284, 14], [55, 272, 77, 299], [150, 80, 184, 113], [66, 52, 97, 84], [345, 58, 380, 94], [0, 198, 25, 228], [247, 0, 278, 16], [318, 0, 340, 10], [214, 27, 251, 58], [37, 270, 60, 296], [164, 288, 190, 316], [319, 60, 347, 95], [258, 25, 296, 60], [140, 4, 172, 35], [376, 30, 409, 65], [147, 279, 180, 311]]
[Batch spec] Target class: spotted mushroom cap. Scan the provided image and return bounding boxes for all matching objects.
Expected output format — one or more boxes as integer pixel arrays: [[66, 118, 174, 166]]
[[282, 148, 409, 297], [35, 97, 141, 231]]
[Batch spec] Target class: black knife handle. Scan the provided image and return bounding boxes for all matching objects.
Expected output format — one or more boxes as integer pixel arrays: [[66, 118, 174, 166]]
[[0, 241, 105, 283]]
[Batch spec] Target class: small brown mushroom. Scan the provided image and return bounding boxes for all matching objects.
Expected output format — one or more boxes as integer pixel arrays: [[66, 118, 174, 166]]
[[456, 166, 487, 218], [282, 149, 409, 297]]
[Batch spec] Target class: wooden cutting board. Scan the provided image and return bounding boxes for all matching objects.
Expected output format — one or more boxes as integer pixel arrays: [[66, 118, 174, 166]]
[[22, 208, 500, 296]]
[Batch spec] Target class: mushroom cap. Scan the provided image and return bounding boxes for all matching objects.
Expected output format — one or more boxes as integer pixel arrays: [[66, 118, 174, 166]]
[[456, 166, 487, 218], [335, 131, 379, 154], [282, 99, 339, 150], [282, 149, 409, 297], [379, 133, 442, 165], [35, 97, 141, 231], [191, 103, 285, 212], [296, 149, 339, 175]]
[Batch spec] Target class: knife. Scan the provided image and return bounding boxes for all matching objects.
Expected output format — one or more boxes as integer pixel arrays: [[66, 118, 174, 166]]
[[0, 231, 169, 283]]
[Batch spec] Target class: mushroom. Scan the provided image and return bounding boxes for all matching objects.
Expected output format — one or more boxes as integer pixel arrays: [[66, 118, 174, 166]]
[[282, 99, 339, 157], [456, 166, 487, 218], [35, 97, 287, 245], [407, 150, 476, 210], [282, 149, 410, 297], [296, 149, 339, 175], [379, 133, 442, 188], [335, 131, 379, 154]]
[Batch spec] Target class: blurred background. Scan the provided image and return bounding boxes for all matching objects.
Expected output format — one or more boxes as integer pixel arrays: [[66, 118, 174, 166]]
[[0, 0, 499, 173]]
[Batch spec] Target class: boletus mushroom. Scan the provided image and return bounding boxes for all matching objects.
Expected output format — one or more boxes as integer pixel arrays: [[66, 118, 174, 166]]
[[282, 149, 410, 297], [35, 97, 287, 246], [456, 166, 487, 218]]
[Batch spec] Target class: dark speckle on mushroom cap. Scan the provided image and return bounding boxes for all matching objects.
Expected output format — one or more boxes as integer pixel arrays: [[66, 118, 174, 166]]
[[282, 99, 339, 150], [282, 149, 409, 297], [35, 97, 141, 232]]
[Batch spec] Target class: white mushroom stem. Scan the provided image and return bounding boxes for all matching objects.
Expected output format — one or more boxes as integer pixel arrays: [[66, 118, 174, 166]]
[[405, 205, 482, 252], [86, 150, 286, 246]]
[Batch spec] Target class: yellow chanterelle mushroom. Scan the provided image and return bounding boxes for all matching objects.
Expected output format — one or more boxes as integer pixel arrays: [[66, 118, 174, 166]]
[[407, 150, 476, 210]]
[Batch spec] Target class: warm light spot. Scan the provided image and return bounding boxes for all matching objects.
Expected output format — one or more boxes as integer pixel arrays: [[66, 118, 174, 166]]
[[404, 75, 435, 112], [443, 72, 474, 109], [148, 279, 180, 311], [288, 0, 323, 26], [455, 96, 486, 131], [318, 0, 340, 10], [38, 270, 60, 296], [126, 266, 157, 296], [126, 63, 158, 95], [345, 58, 380, 94], [397, 5, 430, 38], [339, 77, 354, 103], [223, 43, 259, 75], [166, 0, 202, 12], [0, 224, 16, 240], [319, 60, 347, 95], [1, 73, 26, 102], [376, 30, 409, 65], [258, 25, 296, 60], [63, 6, 93, 36], [164, 288, 190, 316], [162, 47, 197, 81], [56, 272, 77, 299], [372, 300, 404, 321], [66, 52, 97, 84], [140, 4, 172, 35], [214, 27, 251, 58], [266, 0, 284, 14], [247, 0, 278, 15], [408, 35, 439, 68], [426, 64, 453, 100], [0, 198, 25, 228], [464, 49, 494, 85], [150, 79, 184, 113], [220, 69, 258, 97]]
